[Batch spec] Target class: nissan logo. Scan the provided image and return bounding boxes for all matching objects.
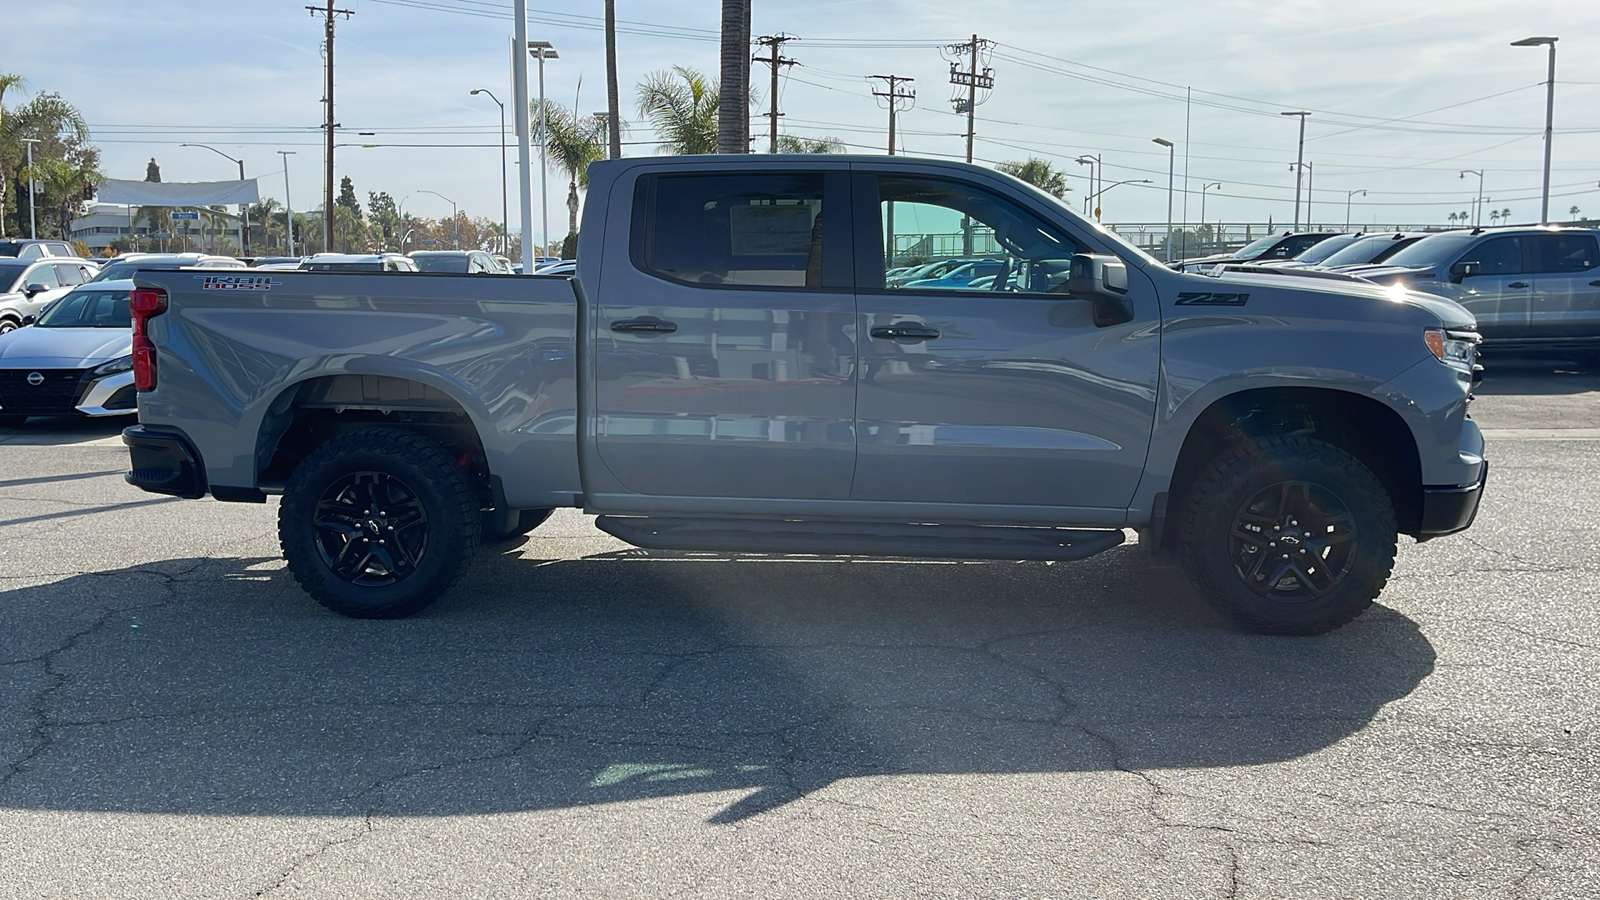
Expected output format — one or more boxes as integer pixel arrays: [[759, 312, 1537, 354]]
[[26, 372, 44, 386]]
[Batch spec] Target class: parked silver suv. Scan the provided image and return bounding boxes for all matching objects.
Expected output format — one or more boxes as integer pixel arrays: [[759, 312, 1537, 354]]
[[1351, 226, 1600, 366]]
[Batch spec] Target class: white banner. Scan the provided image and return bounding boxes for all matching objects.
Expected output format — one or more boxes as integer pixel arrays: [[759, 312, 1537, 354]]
[[99, 178, 260, 207]]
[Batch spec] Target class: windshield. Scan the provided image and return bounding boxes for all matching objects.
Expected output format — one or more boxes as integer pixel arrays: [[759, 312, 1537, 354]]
[[1232, 235, 1281, 259], [91, 259, 184, 282], [0, 262, 30, 293], [1320, 236, 1396, 267], [1381, 232, 1477, 269], [37, 290, 131, 328], [411, 255, 470, 273], [1292, 234, 1362, 264]]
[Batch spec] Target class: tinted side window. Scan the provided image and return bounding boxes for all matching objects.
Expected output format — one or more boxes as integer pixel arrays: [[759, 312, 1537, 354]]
[[53, 263, 85, 286], [1467, 237, 1523, 276], [877, 175, 1085, 295], [1533, 233, 1599, 273], [636, 173, 831, 288]]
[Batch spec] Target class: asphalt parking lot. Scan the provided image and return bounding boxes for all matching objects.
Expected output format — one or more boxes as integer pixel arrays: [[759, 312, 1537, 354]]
[[1, 363, 1597, 899]]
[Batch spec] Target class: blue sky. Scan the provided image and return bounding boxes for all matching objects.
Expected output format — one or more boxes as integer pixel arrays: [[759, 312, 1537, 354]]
[[7, 0, 1599, 236]]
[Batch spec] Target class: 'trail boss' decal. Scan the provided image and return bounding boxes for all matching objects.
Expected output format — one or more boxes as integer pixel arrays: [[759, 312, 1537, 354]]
[[196, 274, 282, 291], [1175, 291, 1249, 306]]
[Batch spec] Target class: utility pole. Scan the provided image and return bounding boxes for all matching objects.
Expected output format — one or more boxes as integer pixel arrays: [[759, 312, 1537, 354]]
[[755, 35, 797, 153], [947, 34, 994, 165], [868, 75, 915, 154], [529, 40, 558, 258], [309, 0, 353, 253], [1281, 111, 1309, 230], [512, 10, 533, 273]]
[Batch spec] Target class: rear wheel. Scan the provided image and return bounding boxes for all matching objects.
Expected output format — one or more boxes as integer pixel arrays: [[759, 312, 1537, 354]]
[[1178, 436, 1397, 635], [0, 319, 18, 335], [279, 430, 479, 618]]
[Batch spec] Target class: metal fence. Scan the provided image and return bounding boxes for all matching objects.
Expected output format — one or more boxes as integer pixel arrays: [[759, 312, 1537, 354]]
[[1105, 223, 1458, 261]]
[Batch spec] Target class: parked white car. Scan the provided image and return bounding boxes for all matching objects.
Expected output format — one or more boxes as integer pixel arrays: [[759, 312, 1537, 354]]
[[0, 280, 135, 426]]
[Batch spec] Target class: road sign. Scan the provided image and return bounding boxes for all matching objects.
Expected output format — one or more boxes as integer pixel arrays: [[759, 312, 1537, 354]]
[[150, 232, 173, 239], [171, 211, 200, 220]]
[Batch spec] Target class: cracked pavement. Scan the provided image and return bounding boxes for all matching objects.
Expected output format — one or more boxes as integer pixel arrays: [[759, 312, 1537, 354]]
[[0, 366, 1597, 898]]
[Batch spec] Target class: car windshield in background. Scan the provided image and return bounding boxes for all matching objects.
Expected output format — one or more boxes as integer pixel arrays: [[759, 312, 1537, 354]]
[[1321, 236, 1402, 267], [1381, 233, 1478, 269], [301, 262, 383, 272], [1232, 236, 1281, 259], [37, 290, 132, 328], [91, 260, 188, 282], [411, 256, 470, 273], [1293, 234, 1362, 264], [0, 261, 31, 292]]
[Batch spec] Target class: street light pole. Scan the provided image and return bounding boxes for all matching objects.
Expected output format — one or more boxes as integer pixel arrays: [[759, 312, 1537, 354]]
[[1459, 170, 1485, 226], [512, 7, 534, 273], [1511, 36, 1558, 225], [21, 138, 40, 239], [181, 143, 250, 256], [1345, 189, 1367, 230], [529, 40, 559, 259], [1086, 178, 1153, 220], [421, 190, 458, 248], [471, 88, 510, 255], [1153, 138, 1174, 263], [277, 150, 297, 257], [1201, 182, 1222, 229], [1075, 154, 1100, 220], [1281, 111, 1310, 230]]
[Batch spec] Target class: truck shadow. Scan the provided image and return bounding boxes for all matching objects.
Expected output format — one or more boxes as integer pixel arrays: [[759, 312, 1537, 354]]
[[0, 545, 1434, 823]]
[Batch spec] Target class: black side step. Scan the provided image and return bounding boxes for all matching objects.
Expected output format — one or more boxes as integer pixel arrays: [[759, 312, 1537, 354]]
[[594, 516, 1125, 562]]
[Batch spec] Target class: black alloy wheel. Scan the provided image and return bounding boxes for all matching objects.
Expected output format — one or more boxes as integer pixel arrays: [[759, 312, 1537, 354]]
[[1229, 480, 1357, 602], [312, 470, 430, 586]]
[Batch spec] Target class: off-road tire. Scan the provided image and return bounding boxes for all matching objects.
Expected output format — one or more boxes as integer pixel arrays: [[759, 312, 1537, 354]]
[[481, 507, 554, 543], [1177, 436, 1397, 635], [279, 429, 479, 618]]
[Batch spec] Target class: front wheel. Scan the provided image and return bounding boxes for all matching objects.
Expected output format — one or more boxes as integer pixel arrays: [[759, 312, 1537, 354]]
[[279, 430, 479, 618], [1177, 436, 1397, 635]]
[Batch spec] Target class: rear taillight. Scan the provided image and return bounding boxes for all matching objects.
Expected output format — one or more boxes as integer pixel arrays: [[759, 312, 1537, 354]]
[[130, 288, 167, 392]]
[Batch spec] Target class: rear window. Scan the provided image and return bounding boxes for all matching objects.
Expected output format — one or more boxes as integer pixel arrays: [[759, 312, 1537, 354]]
[[633, 172, 831, 288], [411, 255, 470, 273]]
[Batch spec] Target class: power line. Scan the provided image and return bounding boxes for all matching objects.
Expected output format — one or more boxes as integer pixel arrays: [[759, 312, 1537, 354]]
[[308, 0, 354, 252], [868, 75, 915, 155], [755, 34, 798, 154]]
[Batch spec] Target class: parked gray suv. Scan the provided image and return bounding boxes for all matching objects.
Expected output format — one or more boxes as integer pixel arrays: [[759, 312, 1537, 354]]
[[1350, 227, 1600, 365]]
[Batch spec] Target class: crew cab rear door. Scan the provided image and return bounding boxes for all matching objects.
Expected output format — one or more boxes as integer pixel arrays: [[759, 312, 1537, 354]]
[[590, 167, 859, 499], [848, 168, 1161, 509]]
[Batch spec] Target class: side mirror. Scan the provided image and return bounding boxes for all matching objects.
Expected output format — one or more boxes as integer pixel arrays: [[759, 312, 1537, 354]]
[[23, 283, 47, 298], [1066, 253, 1134, 326], [1449, 261, 1480, 283], [21, 314, 36, 326]]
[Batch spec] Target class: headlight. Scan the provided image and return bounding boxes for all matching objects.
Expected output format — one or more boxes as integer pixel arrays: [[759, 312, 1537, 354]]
[[91, 355, 134, 377], [1424, 328, 1478, 373]]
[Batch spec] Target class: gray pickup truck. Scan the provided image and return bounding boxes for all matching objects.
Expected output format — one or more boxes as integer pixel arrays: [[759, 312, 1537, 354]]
[[122, 155, 1487, 634]]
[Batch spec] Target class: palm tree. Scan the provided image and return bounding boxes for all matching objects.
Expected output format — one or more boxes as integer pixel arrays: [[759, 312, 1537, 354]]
[[1489, 210, 1500, 225], [637, 67, 720, 155], [1570, 205, 1581, 221], [1447, 212, 1458, 227], [0, 73, 26, 232], [535, 100, 605, 242], [775, 134, 845, 154], [717, 0, 750, 153], [20, 155, 100, 240], [996, 158, 1071, 199], [1501, 207, 1511, 222]]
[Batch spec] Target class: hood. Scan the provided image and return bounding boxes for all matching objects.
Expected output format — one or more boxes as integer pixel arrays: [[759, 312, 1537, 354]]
[[1336, 264, 1428, 280], [0, 325, 131, 368], [1199, 269, 1476, 330]]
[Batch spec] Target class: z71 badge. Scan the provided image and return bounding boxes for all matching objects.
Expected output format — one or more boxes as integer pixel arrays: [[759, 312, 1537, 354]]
[[1175, 291, 1249, 306], [195, 274, 281, 291]]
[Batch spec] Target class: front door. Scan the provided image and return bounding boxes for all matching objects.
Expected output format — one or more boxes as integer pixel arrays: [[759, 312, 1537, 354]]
[[1448, 234, 1534, 342], [850, 172, 1161, 510], [592, 169, 858, 499]]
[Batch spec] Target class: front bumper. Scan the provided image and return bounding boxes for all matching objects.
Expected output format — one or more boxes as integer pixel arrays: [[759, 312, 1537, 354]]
[[1417, 461, 1488, 540], [123, 425, 207, 499]]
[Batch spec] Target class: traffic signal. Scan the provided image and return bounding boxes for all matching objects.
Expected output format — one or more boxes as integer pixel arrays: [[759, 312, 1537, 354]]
[[382, 223, 392, 238]]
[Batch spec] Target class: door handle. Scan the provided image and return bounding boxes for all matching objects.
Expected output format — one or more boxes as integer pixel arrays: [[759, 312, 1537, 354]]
[[1507, 282, 1529, 289], [869, 324, 941, 341], [1589, 280, 1600, 287], [610, 316, 677, 334]]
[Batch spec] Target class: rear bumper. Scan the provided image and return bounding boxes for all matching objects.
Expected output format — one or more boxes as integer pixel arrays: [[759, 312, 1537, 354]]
[[1417, 461, 1488, 540], [123, 425, 207, 499]]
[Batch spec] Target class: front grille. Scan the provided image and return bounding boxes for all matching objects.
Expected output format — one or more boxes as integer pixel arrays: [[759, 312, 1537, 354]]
[[0, 369, 89, 416]]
